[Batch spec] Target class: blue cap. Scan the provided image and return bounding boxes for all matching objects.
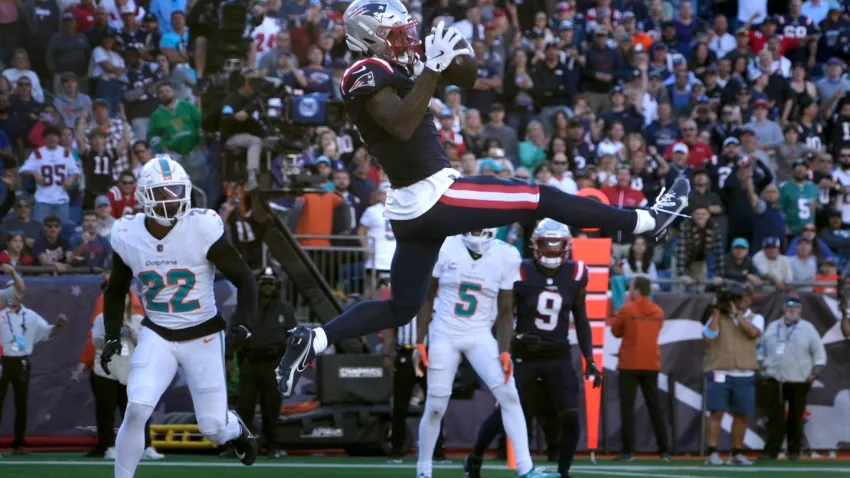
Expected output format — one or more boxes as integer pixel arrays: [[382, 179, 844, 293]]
[[732, 237, 750, 249], [696, 95, 710, 103], [445, 85, 462, 94], [479, 158, 504, 173], [762, 236, 780, 248], [439, 108, 453, 118], [828, 57, 843, 66], [315, 155, 332, 166], [559, 20, 573, 30]]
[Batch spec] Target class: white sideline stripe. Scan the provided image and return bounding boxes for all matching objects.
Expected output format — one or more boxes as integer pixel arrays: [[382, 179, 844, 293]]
[[579, 471, 725, 478], [2, 460, 850, 473]]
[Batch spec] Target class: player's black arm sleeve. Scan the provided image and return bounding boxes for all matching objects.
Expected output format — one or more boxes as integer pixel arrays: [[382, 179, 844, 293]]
[[103, 251, 134, 340], [571, 288, 594, 362], [364, 69, 441, 141], [207, 235, 258, 329]]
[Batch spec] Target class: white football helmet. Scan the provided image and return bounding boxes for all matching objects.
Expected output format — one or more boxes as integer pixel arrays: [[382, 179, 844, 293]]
[[531, 219, 572, 269], [136, 155, 192, 226], [343, 0, 420, 65], [461, 228, 497, 255]]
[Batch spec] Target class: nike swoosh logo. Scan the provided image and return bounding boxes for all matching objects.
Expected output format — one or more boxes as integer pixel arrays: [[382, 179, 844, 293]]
[[235, 451, 245, 460], [295, 335, 313, 373], [352, 66, 367, 74], [432, 51, 444, 59], [204, 338, 214, 343]]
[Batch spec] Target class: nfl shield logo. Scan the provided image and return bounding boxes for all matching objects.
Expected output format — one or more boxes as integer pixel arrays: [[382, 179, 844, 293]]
[[157, 244, 164, 252]]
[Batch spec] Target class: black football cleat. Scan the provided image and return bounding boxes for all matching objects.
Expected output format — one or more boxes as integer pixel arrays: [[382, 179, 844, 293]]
[[645, 176, 691, 246], [228, 412, 258, 466], [464, 454, 482, 478], [276, 326, 316, 398]]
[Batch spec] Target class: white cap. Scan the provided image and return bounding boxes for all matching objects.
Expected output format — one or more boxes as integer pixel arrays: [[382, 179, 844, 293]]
[[672, 143, 689, 155]]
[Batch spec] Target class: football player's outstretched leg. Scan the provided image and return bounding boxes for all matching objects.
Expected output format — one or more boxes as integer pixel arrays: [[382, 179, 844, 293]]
[[277, 0, 689, 399], [101, 156, 258, 477], [466, 221, 602, 478], [414, 231, 558, 478]]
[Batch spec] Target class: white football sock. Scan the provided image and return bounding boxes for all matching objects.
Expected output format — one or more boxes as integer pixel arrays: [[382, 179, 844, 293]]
[[115, 402, 154, 478], [222, 411, 243, 443], [416, 394, 449, 477], [312, 327, 328, 354], [632, 209, 657, 234], [492, 384, 533, 475]]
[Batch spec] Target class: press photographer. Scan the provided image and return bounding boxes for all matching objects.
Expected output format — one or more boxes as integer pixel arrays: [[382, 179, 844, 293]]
[[221, 68, 267, 191], [701, 283, 764, 466]]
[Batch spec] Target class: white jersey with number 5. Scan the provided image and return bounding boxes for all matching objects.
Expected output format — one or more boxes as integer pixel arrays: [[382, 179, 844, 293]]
[[110, 209, 222, 329], [431, 236, 522, 337]]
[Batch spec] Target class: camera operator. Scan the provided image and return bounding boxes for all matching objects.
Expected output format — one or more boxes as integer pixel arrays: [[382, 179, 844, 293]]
[[701, 282, 764, 466], [225, 267, 295, 459], [221, 68, 266, 191], [758, 293, 826, 461]]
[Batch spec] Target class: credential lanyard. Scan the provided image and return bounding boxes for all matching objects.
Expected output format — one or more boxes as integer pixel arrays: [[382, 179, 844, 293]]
[[777, 321, 798, 343], [5, 309, 25, 339]]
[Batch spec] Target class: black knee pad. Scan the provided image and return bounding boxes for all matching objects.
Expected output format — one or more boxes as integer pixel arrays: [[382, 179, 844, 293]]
[[558, 408, 579, 430]]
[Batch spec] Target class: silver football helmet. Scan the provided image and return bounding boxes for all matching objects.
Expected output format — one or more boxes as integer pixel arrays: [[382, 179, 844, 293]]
[[531, 219, 572, 269], [343, 0, 420, 65]]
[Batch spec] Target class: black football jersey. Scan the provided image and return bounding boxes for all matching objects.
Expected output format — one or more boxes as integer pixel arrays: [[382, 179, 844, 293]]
[[798, 121, 824, 152], [340, 57, 450, 187], [514, 259, 589, 346]]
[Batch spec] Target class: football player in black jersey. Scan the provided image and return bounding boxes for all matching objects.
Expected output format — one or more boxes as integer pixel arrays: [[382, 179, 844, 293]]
[[465, 220, 599, 478], [276, 0, 689, 403]]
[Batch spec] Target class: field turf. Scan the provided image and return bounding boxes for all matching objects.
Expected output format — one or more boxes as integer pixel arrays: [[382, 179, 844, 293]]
[[1, 454, 850, 477]]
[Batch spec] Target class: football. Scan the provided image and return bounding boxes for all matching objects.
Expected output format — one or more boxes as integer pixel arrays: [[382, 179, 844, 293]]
[[439, 38, 478, 89]]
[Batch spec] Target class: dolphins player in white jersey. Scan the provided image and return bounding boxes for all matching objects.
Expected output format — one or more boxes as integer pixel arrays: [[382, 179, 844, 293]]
[[413, 230, 559, 478], [100, 155, 259, 477]]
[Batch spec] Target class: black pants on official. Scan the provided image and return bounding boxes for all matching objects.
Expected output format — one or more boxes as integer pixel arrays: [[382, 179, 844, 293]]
[[238, 357, 281, 448], [390, 349, 445, 457], [761, 379, 810, 457], [618, 370, 669, 454], [0, 356, 30, 448], [91, 374, 152, 452]]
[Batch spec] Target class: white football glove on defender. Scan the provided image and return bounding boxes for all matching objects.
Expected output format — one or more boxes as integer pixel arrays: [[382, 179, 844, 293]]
[[424, 21, 471, 73]]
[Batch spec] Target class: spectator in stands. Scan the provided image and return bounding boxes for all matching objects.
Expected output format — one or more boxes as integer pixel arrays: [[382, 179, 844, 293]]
[[664, 143, 693, 187], [787, 223, 835, 262], [19, 126, 80, 223], [122, 46, 163, 141], [12, 76, 43, 147], [78, 127, 125, 210], [54, 72, 92, 129], [153, 53, 193, 103], [815, 258, 839, 294], [0, 232, 34, 266], [676, 205, 724, 289], [702, 282, 763, 466], [1, 196, 39, 249], [612, 275, 670, 461], [724, 238, 764, 289], [80, 99, 133, 177], [219, 195, 262, 269], [779, 159, 819, 237], [621, 236, 659, 286], [94, 195, 115, 237], [771, 125, 813, 182], [686, 169, 724, 220], [819, 210, 850, 267], [46, 14, 92, 95], [107, 170, 138, 218], [752, 237, 792, 290], [547, 152, 578, 193], [131, 139, 153, 177], [481, 103, 518, 163], [789, 238, 818, 289], [728, 156, 773, 250], [359, 184, 394, 299], [2, 49, 44, 103], [816, 58, 850, 115], [330, 168, 356, 237], [159, 11, 190, 72], [33, 215, 72, 271], [91, 30, 126, 116], [70, 210, 111, 268], [666, 120, 713, 168]]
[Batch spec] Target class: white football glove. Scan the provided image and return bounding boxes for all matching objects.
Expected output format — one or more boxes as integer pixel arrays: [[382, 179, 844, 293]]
[[424, 21, 471, 73]]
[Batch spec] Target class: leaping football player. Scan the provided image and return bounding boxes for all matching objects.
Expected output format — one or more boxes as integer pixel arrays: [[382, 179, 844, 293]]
[[276, 0, 689, 405], [465, 220, 601, 478], [412, 229, 558, 478], [101, 156, 259, 477]]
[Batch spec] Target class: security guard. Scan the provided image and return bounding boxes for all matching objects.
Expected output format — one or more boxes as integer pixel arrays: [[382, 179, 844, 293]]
[[384, 316, 448, 464], [0, 273, 66, 456], [225, 267, 295, 459]]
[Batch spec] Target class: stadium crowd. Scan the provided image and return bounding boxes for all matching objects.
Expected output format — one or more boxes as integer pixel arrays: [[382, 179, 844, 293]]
[[1, 0, 850, 291]]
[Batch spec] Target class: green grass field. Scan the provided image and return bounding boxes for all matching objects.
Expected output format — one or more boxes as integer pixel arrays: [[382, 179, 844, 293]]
[[1, 454, 850, 478]]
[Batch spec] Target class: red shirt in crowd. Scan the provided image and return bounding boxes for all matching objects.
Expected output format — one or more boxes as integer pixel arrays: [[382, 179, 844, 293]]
[[664, 140, 715, 168], [72, 3, 95, 32], [0, 250, 33, 266], [107, 185, 139, 218], [601, 184, 647, 208], [748, 31, 798, 56], [439, 129, 466, 155]]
